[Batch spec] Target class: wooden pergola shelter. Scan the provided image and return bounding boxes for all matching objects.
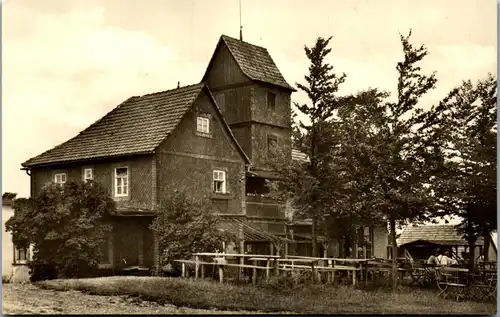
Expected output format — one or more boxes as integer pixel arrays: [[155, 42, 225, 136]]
[[397, 225, 485, 261]]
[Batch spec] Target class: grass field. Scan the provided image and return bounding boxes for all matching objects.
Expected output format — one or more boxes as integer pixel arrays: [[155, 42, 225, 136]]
[[38, 276, 497, 315]]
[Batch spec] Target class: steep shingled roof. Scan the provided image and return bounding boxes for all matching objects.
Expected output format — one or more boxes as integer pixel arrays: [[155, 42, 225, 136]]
[[22, 83, 249, 168], [397, 225, 484, 246], [203, 35, 295, 91]]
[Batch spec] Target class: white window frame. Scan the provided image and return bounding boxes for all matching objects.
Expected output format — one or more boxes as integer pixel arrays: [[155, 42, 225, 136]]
[[213, 170, 226, 194], [114, 167, 129, 197], [197, 117, 210, 134], [14, 246, 28, 264], [83, 168, 93, 182], [54, 173, 67, 185]]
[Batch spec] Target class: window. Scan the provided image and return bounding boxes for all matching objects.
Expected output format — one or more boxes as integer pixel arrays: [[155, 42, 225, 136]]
[[197, 117, 210, 134], [267, 92, 276, 111], [54, 173, 67, 185], [14, 246, 28, 264], [213, 170, 226, 194], [267, 135, 278, 157], [83, 168, 93, 182], [357, 226, 374, 259], [114, 167, 128, 197]]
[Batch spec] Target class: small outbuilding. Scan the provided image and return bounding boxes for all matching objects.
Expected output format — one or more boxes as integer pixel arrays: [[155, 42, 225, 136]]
[[397, 224, 496, 262]]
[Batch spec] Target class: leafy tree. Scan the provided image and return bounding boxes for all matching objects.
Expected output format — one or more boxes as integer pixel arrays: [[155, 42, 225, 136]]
[[5, 180, 115, 281], [150, 191, 234, 270], [426, 74, 497, 265], [288, 36, 347, 257], [326, 31, 440, 289], [2, 192, 17, 201]]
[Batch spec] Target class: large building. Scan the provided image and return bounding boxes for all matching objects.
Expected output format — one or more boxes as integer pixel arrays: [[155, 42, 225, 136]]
[[21, 35, 388, 272]]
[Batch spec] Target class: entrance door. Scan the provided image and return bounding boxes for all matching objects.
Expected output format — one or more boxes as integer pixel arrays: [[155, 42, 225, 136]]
[[114, 221, 143, 267]]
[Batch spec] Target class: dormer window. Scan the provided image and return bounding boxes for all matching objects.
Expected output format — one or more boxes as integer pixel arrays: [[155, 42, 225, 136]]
[[267, 92, 276, 111], [197, 117, 210, 134]]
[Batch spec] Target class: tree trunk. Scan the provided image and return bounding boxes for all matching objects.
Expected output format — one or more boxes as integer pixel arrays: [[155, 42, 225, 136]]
[[312, 217, 318, 258], [483, 228, 490, 262], [389, 218, 398, 290]]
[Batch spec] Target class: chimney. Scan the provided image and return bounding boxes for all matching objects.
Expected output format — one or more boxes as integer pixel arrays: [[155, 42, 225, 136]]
[[177, 81, 180, 89]]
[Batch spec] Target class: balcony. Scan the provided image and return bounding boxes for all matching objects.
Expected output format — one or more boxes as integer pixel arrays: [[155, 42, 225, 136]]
[[245, 194, 285, 219]]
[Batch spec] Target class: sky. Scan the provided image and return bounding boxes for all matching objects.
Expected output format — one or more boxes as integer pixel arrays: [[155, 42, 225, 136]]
[[2, 0, 497, 201]]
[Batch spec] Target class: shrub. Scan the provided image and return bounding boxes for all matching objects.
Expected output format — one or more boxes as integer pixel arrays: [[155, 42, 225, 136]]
[[2, 275, 11, 284], [150, 191, 234, 269], [6, 180, 115, 281]]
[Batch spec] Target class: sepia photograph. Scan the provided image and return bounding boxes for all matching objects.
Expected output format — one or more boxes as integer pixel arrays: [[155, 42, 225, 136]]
[[2, 0, 497, 314]]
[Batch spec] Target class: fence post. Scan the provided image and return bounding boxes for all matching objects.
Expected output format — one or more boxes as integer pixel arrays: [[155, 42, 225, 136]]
[[219, 265, 224, 283], [201, 259, 205, 279], [266, 259, 270, 283], [311, 261, 317, 284], [252, 260, 257, 285], [195, 256, 200, 279], [181, 262, 186, 278]]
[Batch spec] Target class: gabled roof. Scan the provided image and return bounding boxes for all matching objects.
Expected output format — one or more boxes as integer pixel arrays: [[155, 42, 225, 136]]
[[203, 35, 295, 91], [397, 225, 484, 247], [22, 83, 249, 168]]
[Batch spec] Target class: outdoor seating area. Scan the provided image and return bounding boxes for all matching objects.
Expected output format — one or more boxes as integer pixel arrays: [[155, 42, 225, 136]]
[[401, 252, 497, 302], [174, 251, 497, 303]]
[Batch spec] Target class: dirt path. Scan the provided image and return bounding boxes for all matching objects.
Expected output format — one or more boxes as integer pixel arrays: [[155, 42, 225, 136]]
[[2, 283, 259, 315]]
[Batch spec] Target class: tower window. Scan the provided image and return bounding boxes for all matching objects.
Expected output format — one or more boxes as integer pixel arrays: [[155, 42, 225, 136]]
[[267, 135, 278, 157], [267, 92, 276, 111]]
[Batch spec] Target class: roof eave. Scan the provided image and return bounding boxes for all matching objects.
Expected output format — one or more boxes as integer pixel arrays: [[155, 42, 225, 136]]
[[21, 150, 156, 169], [253, 79, 296, 92]]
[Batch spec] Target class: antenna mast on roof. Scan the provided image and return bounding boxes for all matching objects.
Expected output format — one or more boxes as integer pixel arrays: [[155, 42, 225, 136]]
[[239, 0, 243, 41]]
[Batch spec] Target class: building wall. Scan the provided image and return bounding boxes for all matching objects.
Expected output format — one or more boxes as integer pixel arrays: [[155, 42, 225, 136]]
[[155, 89, 247, 215], [30, 155, 155, 212], [204, 43, 251, 89], [250, 124, 292, 168], [373, 225, 389, 259], [2, 205, 14, 278], [212, 86, 252, 124], [212, 85, 292, 169], [251, 84, 291, 128], [2, 204, 31, 282]]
